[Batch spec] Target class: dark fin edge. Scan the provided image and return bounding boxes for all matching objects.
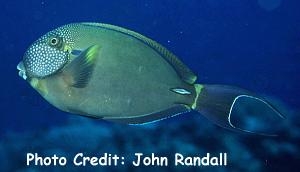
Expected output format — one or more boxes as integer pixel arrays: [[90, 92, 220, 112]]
[[104, 104, 191, 124]]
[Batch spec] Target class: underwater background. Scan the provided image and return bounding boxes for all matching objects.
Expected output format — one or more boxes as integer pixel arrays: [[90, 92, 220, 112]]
[[1, 0, 299, 171]]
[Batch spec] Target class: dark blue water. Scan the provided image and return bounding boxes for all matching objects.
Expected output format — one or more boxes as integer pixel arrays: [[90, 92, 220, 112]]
[[1, 0, 299, 171]]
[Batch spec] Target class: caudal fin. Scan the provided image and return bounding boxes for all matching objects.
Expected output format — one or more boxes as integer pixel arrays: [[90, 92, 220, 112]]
[[192, 84, 285, 136]]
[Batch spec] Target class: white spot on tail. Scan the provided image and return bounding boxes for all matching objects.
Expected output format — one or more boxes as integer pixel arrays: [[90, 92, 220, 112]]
[[171, 88, 191, 95]]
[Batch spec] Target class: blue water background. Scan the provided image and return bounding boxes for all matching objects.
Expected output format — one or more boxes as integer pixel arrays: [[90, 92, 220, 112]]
[[1, 0, 299, 171]]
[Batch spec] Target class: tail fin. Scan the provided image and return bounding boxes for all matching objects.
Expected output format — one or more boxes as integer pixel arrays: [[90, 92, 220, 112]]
[[192, 84, 285, 136]]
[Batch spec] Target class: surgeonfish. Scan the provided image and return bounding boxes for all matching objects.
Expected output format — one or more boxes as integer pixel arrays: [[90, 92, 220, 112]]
[[17, 23, 285, 135]]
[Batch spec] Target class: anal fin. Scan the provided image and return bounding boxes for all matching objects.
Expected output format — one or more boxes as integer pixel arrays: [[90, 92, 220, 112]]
[[104, 104, 191, 124]]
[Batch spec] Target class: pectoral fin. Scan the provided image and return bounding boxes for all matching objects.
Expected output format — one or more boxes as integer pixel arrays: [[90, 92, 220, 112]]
[[62, 45, 101, 88]]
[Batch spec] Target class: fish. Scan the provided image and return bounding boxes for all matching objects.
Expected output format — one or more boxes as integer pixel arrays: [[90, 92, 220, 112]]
[[17, 23, 284, 135]]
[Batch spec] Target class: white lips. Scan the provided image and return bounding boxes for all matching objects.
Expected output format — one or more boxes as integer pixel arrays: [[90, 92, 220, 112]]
[[17, 62, 27, 80]]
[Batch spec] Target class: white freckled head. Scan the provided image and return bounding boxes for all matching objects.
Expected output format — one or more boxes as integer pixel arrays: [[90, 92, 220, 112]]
[[17, 24, 79, 79], [22, 42, 68, 78]]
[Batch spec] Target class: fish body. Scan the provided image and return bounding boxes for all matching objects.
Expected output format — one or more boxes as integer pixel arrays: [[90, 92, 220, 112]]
[[18, 23, 284, 134]]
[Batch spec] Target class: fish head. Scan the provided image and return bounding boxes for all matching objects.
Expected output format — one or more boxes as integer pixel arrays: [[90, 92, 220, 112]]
[[17, 24, 79, 81]]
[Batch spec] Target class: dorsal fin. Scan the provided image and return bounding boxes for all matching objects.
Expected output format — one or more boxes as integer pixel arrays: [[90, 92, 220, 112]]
[[81, 22, 197, 84]]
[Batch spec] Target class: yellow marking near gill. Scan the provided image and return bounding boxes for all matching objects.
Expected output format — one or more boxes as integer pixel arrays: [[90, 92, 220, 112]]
[[63, 44, 72, 53], [30, 78, 48, 96]]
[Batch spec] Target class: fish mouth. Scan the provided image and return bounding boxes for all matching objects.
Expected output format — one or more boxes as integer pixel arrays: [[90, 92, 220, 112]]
[[17, 61, 27, 80]]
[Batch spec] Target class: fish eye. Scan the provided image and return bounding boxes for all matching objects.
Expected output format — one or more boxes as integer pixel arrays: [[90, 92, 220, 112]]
[[50, 37, 59, 45], [48, 36, 63, 49], [49, 37, 59, 46]]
